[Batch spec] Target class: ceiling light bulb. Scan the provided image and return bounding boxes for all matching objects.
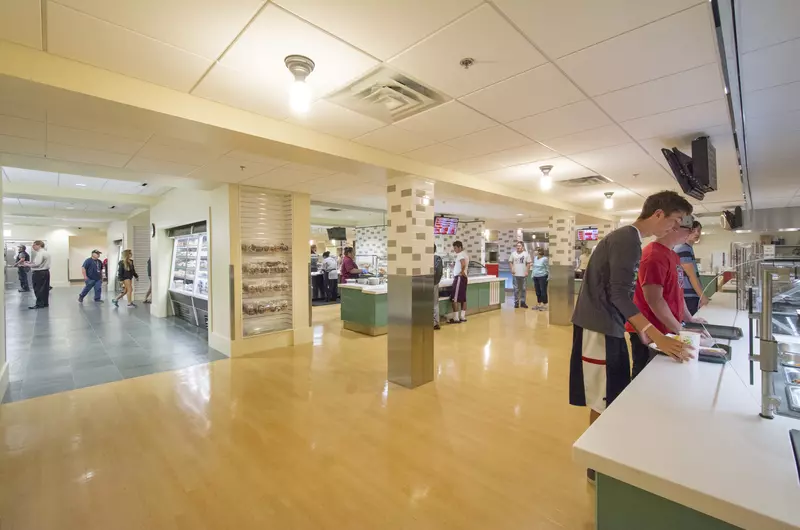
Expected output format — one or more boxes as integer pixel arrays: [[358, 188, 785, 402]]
[[539, 165, 553, 191], [285, 55, 315, 114], [289, 80, 312, 113], [604, 192, 614, 210]]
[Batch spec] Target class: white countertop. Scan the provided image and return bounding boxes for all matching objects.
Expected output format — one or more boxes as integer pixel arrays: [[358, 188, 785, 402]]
[[339, 275, 504, 295], [573, 293, 800, 530]]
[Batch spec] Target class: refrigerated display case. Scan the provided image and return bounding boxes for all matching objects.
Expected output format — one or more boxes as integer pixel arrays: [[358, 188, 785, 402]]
[[168, 230, 209, 328]]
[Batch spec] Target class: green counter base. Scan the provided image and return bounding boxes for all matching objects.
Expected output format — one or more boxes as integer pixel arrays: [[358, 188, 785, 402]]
[[343, 321, 387, 336], [597, 474, 742, 530]]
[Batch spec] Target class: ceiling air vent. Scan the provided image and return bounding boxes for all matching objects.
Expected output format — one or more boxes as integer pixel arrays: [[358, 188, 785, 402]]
[[558, 175, 612, 187], [327, 67, 447, 124]]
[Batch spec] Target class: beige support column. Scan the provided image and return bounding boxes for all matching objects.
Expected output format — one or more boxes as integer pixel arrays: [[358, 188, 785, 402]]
[[598, 217, 620, 240], [548, 212, 577, 325], [386, 175, 435, 389], [0, 174, 6, 400]]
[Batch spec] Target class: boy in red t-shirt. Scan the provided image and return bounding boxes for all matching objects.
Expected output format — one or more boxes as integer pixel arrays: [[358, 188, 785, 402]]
[[626, 216, 707, 378]]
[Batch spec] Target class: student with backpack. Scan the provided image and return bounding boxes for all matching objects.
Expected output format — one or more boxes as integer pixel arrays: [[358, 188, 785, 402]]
[[433, 244, 444, 330]]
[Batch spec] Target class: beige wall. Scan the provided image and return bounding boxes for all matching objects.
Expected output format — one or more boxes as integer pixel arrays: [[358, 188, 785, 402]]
[[4, 225, 105, 286], [68, 234, 107, 280]]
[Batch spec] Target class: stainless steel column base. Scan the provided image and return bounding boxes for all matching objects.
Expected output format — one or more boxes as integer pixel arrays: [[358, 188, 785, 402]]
[[548, 264, 575, 326], [388, 275, 434, 389]]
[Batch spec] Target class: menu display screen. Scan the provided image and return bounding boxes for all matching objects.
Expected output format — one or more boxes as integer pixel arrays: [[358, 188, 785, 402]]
[[577, 228, 598, 241], [434, 216, 459, 235]]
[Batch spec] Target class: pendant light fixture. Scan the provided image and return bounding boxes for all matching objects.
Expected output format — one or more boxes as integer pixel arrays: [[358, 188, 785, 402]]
[[539, 165, 553, 191], [604, 192, 614, 210], [284, 55, 315, 113]]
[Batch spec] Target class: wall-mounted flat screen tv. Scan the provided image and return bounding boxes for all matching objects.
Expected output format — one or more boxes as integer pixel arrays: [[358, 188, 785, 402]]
[[433, 216, 459, 235]]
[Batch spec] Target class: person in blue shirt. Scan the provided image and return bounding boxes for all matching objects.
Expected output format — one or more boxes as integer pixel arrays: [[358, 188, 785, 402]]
[[531, 247, 550, 311], [78, 250, 104, 303]]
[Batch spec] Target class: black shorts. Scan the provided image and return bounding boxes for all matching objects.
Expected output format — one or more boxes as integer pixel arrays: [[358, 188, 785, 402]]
[[569, 325, 631, 413], [629, 333, 656, 380]]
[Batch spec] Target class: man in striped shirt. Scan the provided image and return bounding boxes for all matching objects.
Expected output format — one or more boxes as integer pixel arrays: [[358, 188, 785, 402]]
[[674, 220, 708, 315]]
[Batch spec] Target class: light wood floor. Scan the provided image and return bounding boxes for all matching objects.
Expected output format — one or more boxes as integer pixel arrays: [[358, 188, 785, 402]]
[[0, 303, 594, 529]]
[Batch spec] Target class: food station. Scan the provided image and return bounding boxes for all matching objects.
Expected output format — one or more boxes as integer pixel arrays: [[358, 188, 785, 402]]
[[167, 223, 209, 328]]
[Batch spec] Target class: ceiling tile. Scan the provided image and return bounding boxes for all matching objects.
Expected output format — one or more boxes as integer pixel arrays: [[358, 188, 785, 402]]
[[218, 4, 378, 99], [443, 125, 530, 157], [47, 124, 145, 155], [189, 154, 286, 183], [403, 143, 466, 165], [620, 99, 729, 140], [0, 0, 42, 49], [53, 0, 264, 59], [743, 80, 800, 119], [542, 124, 630, 155], [481, 143, 557, 167], [478, 157, 595, 187], [125, 156, 199, 176], [57, 173, 107, 190], [286, 101, 384, 139], [3, 167, 58, 185], [192, 63, 290, 119], [556, 4, 717, 96], [388, 3, 546, 98], [47, 2, 212, 92], [353, 126, 435, 154], [444, 156, 506, 175], [568, 143, 668, 183], [595, 63, 724, 122], [46, 142, 131, 167], [739, 0, 800, 53], [2, 197, 22, 206], [136, 135, 227, 166], [493, 0, 699, 59], [241, 165, 331, 188], [0, 115, 46, 141], [100, 179, 149, 194], [273, 0, 482, 61], [507, 100, 611, 141], [17, 198, 55, 208], [136, 184, 170, 196], [46, 107, 153, 142], [0, 134, 45, 156], [459, 63, 584, 123], [0, 82, 47, 122], [740, 37, 800, 93], [394, 101, 497, 143], [226, 149, 288, 166]]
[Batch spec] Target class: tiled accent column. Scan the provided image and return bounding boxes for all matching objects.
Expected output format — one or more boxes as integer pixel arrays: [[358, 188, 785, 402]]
[[598, 217, 620, 241], [386, 176, 435, 389], [547, 213, 576, 325]]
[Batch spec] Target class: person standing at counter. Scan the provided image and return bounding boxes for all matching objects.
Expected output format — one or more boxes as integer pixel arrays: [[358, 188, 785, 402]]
[[509, 241, 531, 309], [675, 220, 707, 315], [321, 251, 339, 302], [339, 247, 359, 283], [626, 217, 708, 378], [569, 191, 693, 482], [434, 244, 444, 330], [448, 241, 469, 324], [531, 247, 550, 311]]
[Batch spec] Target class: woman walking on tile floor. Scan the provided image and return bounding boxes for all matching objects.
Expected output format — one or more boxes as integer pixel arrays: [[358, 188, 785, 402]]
[[113, 249, 139, 308]]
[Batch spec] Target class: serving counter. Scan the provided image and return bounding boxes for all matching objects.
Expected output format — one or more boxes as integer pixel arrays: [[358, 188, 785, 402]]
[[340, 275, 505, 336], [573, 293, 800, 530]]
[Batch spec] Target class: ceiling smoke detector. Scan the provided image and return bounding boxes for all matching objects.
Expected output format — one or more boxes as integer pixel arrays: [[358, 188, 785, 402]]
[[327, 66, 446, 124], [285, 55, 315, 113]]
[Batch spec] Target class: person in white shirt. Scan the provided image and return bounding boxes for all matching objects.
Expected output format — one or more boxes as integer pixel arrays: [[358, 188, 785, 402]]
[[448, 241, 469, 323], [321, 251, 339, 302], [26, 239, 51, 310], [578, 247, 591, 272], [508, 241, 532, 308]]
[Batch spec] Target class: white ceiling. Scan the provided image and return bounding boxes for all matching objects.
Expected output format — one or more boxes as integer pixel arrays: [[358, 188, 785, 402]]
[[737, 0, 800, 209], [0, 0, 745, 217]]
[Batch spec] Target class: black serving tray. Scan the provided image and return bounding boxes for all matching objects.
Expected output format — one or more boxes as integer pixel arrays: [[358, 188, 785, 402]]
[[683, 323, 743, 340]]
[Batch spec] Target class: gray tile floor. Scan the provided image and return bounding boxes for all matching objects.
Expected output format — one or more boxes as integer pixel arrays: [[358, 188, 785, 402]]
[[3, 285, 227, 403]]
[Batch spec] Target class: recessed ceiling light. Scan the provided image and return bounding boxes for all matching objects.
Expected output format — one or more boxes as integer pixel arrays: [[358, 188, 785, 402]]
[[516, 213, 523, 216], [66, 206, 74, 210], [75, 183, 87, 187]]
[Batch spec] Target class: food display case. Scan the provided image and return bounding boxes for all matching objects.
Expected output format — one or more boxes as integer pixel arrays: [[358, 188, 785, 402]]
[[239, 187, 293, 337], [168, 229, 209, 328]]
